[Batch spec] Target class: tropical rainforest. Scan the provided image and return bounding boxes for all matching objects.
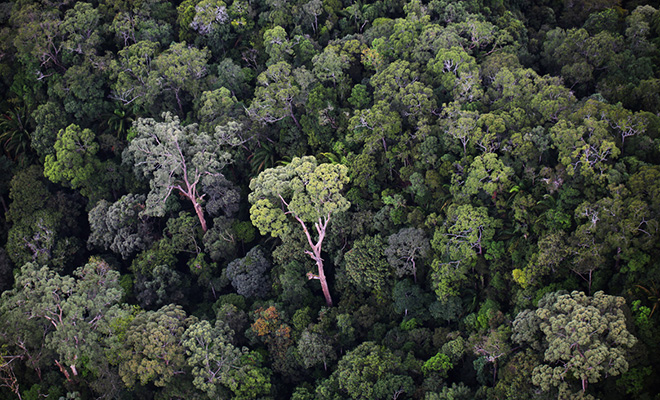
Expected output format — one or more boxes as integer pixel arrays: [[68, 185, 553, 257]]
[[1, 0, 660, 398]]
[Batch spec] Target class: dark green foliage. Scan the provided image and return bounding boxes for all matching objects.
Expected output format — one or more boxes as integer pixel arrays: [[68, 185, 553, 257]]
[[2, 0, 660, 398], [225, 246, 272, 298], [344, 234, 392, 299]]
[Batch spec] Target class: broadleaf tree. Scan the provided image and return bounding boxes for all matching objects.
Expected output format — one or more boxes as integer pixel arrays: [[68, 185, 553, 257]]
[[123, 113, 240, 232], [248, 156, 350, 306]]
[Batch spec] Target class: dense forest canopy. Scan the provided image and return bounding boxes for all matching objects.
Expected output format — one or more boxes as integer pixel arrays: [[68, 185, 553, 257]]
[[1, 0, 660, 398]]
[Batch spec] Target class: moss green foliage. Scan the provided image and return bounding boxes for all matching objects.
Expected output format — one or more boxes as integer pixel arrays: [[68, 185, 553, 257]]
[[2, 0, 660, 398]]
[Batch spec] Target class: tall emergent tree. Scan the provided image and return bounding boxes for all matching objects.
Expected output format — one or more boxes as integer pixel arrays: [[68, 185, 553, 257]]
[[123, 113, 240, 232], [248, 156, 350, 306], [512, 290, 638, 395]]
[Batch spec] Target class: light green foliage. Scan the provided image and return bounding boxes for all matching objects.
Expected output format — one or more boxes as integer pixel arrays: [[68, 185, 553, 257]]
[[109, 40, 160, 108], [123, 112, 237, 231], [453, 152, 514, 200], [182, 319, 244, 396], [195, 87, 241, 132], [61, 3, 101, 56], [348, 100, 403, 155], [432, 204, 498, 263], [111, 40, 210, 114], [263, 26, 293, 64], [312, 46, 349, 87], [129, 238, 177, 276], [249, 156, 350, 235], [225, 246, 272, 298], [422, 352, 453, 377], [512, 291, 638, 393], [88, 194, 152, 259], [164, 211, 203, 254], [348, 84, 371, 109], [370, 59, 437, 127], [150, 41, 210, 113], [44, 124, 110, 201], [247, 61, 305, 127], [117, 304, 197, 387], [438, 102, 479, 155], [222, 351, 272, 400], [516, 232, 568, 289], [550, 118, 620, 182]]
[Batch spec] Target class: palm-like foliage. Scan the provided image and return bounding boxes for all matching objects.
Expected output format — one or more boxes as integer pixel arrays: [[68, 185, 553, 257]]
[[101, 106, 136, 138], [636, 282, 660, 318], [0, 105, 33, 161]]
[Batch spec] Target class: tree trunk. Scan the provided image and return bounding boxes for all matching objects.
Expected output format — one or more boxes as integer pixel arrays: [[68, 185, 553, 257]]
[[297, 215, 334, 306], [316, 258, 333, 307], [192, 200, 208, 232]]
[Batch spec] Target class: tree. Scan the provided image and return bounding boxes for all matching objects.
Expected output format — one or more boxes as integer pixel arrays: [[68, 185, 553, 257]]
[[225, 246, 272, 298], [105, 0, 174, 46], [87, 194, 154, 259], [430, 204, 500, 299], [392, 279, 432, 318], [135, 263, 189, 309], [182, 319, 245, 397], [246, 61, 305, 128], [123, 112, 239, 232], [43, 124, 110, 202], [248, 156, 350, 306], [428, 46, 482, 103], [0, 258, 125, 389], [344, 234, 392, 299], [317, 341, 414, 399], [109, 40, 159, 110], [453, 152, 514, 201], [549, 117, 620, 182], [348, 100, 402, 155], [5, 166, 82, 270], [512, 290, 638, 394], [117, 304, 197, 388], [385, 227, 430, 282], [150, 41, 211, 114], [297, 330, 336, 370], [250, 305, 293, 364], [263, 25, 293, 65]]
